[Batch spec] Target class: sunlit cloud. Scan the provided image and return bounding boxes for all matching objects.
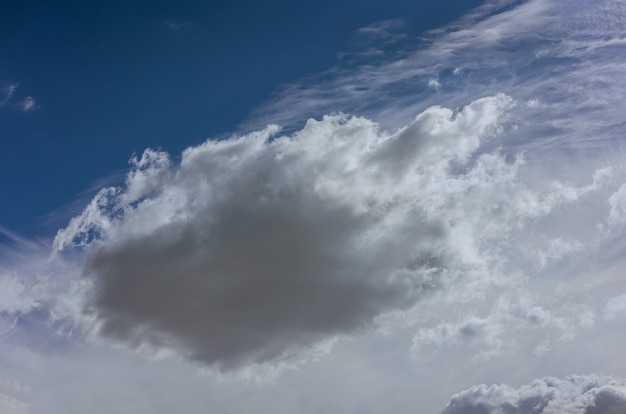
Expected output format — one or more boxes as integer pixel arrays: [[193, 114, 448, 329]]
[[2, 0, 626, 412], [0, 83, 18, 107], [52, 95, 516, 369]]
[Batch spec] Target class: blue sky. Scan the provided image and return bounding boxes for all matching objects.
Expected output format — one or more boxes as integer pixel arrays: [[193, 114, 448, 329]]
[[0, 0, 482, 237], [3, 1, 626, 413]]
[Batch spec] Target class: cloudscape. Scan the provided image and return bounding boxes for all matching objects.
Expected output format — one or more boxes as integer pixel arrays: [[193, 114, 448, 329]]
[[2, 0, 626, 413]]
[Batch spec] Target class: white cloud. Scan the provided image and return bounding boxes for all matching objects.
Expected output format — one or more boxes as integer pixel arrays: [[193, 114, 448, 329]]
[[440, 374, 626, 414], [18, 97, 37, 112], [536, 238, 584, 269], [49, 84, 624, 375], [4, 0, 626, 411], [0, 277, 39, 315], [52, 95, 518, 370], [164, 21, 193, 31], [608, 184, 626, 227], [0, 83, 18, 107], [604, 294, 626, 321], [49, 84, 622, 374], [411, 289, 594, 362], [428, 78, 441, 90]]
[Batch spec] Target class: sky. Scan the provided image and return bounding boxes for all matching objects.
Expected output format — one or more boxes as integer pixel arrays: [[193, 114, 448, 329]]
[[2, 0, 626, 413]]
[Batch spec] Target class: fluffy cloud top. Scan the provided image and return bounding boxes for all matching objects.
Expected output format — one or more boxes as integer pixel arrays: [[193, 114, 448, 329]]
[[53, 95, 515, 369], [440, 375, 626, 414]]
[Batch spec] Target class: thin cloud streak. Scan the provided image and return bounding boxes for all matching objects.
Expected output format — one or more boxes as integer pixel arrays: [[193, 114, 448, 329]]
[[0, 83, 18, 107]]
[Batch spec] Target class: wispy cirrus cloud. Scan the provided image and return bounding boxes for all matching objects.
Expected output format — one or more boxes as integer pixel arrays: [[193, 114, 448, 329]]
[[0, 83, 18, 107]]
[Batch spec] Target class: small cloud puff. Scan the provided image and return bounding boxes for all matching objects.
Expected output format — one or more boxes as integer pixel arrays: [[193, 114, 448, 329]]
[[441, 374, 626, 414], [428, 78, 442, 90], [18, 96, 38, 111]]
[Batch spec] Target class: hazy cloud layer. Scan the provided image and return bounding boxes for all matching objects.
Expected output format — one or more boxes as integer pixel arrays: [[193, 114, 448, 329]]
[[441, 375, 626, 414]]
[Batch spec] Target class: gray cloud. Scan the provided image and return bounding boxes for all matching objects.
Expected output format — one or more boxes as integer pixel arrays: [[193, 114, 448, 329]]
[[440, 375, 626, 414], [53, 95, 514, 369], [244, 0, 626, 156]]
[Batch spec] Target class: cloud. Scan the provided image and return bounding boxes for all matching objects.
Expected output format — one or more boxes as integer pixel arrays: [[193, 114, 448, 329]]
[[50, 84, 622, 372], [411, 291, 592, 361], [164, 21, 193, 31], [243, 0, 552, 133], [0, 83, 38, 112], [0, 276, 39, 315], [608, 184, 626, 228], [18, 97, 37, 112], [604, 294, 626, 321], [0, 1, 625, 412], [0, 83, 18, 107], [0, 391, 29, 414], [242, 0, 626, 159], [52, 94, 516, 370], [440, 374, 626, 414], [355, 19, 406, 39], [428, 78, 441, 90]]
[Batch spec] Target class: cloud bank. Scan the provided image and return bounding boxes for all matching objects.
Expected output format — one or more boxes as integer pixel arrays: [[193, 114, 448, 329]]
[[441, 374, 626, 414]]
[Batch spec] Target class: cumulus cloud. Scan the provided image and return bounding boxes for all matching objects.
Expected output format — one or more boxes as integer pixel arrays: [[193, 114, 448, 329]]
[[244, 0, 626, 159], [51, 95, 518, 369], [440, 374, 626, 414]]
